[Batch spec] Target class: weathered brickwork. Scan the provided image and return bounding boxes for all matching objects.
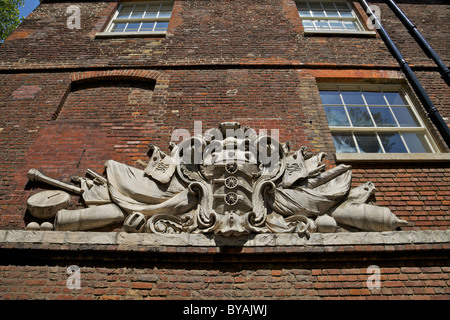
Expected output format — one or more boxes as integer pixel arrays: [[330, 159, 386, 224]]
[[371, 0, 450, 68], [0, 242, 449, 300], [0, 0, 396, 69], [351, 164, 450, 229], [1, 68, 448, 230], [1, 264, 449, 300], [0, 0, 449, 300]]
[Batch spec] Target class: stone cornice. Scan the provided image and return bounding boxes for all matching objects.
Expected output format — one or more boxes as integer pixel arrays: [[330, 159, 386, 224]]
[[1, 229, 449, 250]]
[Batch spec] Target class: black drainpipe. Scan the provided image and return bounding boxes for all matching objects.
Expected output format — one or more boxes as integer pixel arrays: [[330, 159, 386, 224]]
[[385, 0, 450, 87], [360, 0, 450, 149]]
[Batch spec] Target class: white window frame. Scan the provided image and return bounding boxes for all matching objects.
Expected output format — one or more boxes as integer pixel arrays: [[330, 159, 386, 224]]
[[96, 1, 174, 38], [319, 83, 441, 156], [295, 0, 376, 35]]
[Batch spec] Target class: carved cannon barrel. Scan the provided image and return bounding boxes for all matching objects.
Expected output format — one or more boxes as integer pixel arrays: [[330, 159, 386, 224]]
[[331, 203, 408, 232], [54, 204, 125, 231], [28, 168, 84, 195]]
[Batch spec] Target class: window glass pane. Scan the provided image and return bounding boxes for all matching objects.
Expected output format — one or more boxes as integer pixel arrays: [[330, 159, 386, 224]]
[[364, 92, 387, 105], [329, 21, 345, 29], [369, 107, 397, 127], [340, 11, 354, 18], [385, 92, 408, 105], [125, 22, 141, 32], [117, 8, 132, 19], [302, 20, 315, 29], [297, 2, 311, 16], [355, 133, 381, 153], [335, 2, 351, 10], [324, 106, 350, 126], [299, 10, 312, 17], [111, 23, 126, 32], [326, 11, 340, 18], [343, 20, 359, 30], [322, 3, 335, 10], [392, 106, 420, 127], [310, 3, 326, 17], [379, 133, 407, 153], [341, 91, 364, 105], [320, 91, 342, 105], [111, 2, 172, 34], [321, 85, 435, 154], [323, 3, 339, 17], [332, 133, 358, 153], [155, 21, 169, 32], [159, 3, 173, 18], [403, 133, 432, 153], [158, 10, 172, 18], [297, 2, 309, 10], [144, 6, 159, 18], [130, 4, 147, 18], [140, 22, 155, 32], [336, 3, 353, 17], [315, 20, 329, 29], [161, 3, 173, 10], [348, 106, 374, 127]]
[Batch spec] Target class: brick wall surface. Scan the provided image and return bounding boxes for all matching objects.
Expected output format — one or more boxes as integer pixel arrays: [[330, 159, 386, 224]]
[[370, 0, 450, 67], [0, 243, 449, 300], [0, 0, 397, 69], [1, 68, 448, 230], [1, 263, 448, 300]]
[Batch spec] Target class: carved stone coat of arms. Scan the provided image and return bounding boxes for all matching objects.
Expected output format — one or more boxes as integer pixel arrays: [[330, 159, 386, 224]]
[[26, 122, 407, 237]]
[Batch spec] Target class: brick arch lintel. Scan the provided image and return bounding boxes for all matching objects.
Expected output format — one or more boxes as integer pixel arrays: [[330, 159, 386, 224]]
[[70, 70, 163, 83], [51, 70, 162, 120]]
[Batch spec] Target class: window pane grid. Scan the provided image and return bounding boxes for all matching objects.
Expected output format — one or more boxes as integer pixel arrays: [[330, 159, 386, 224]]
[[320, 86, 436, 154], [109, 1, 172, 33], [297, 1, 363, 32], [322, 90, 422, 130]]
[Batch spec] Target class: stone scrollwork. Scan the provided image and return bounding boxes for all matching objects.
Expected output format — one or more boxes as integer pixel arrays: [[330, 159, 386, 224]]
[[25, 122, 408, 237]]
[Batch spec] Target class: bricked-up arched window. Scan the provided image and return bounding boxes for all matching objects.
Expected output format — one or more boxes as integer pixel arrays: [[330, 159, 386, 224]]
[[99, 1, 174, 37], [295, 1, 375, 35], [50, 77, 157, 168], [319, 84, 440, 154], [57, 78, 156, 122]]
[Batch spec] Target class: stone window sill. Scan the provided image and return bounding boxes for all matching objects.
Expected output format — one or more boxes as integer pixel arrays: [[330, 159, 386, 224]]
[[304, 30, 377, 37], [95, 32, 167, 38], [334, 153, 450, 163]]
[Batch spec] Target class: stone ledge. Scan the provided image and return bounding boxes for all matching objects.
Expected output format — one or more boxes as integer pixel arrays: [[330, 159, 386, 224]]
[[334, 153, 450, 163], [0, 229, 449, 249]]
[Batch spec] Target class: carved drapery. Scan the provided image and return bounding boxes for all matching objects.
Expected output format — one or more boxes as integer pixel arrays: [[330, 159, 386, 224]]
[[26, 122, 408, 236]]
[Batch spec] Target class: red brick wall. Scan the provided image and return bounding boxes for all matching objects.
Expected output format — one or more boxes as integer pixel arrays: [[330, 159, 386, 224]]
[[0, 243, 448, 300], [369, 0, 450, 67], [352, 164, 450, 230], [1, 0, 396, 69], [0, 0, 449, 301], [3, 264, 448, 300], [2, 68, 448, 230]]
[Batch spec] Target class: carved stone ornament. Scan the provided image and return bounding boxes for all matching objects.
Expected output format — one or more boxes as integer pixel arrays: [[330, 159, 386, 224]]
[[25, 122, 408, 237]]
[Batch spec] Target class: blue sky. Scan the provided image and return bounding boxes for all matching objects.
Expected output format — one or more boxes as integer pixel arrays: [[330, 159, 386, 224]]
[[19, 0, 40, 19]]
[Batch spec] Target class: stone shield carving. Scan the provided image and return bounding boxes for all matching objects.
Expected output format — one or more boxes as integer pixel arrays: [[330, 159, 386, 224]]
[[25, 122, 408, 236]]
